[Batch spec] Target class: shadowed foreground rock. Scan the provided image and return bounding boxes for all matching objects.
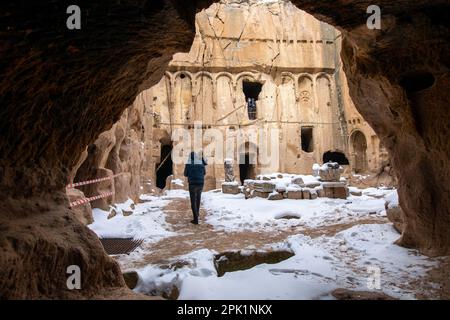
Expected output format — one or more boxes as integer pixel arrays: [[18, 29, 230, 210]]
[[0, 0, 448, 298]]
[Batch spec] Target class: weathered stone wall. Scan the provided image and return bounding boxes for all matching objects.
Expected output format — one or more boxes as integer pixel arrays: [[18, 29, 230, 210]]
[[145, 0, 385, 190], [73, 90, 154, 210]]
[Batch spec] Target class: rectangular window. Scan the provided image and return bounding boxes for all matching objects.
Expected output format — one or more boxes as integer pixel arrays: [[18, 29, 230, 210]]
[[301, 127, 314, 152]]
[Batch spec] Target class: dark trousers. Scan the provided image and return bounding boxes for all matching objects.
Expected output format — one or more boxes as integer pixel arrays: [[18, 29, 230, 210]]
[[188, 184, 203, 221]]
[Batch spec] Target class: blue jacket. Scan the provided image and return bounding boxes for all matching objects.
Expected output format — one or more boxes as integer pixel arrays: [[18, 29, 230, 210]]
[[184, 152, 207, 185]]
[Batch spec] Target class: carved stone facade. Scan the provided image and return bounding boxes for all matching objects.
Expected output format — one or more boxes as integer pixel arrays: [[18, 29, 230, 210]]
[[140, 0, 385, 191]]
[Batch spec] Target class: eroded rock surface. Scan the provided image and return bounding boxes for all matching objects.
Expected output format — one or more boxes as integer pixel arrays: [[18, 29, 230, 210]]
[[0, 0, 448, 299], [0, 0, 204, 299]]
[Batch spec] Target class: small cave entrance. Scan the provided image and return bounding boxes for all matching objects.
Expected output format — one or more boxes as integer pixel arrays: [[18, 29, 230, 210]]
[[301, 127, 314, 152], [156, 144, 173, 189], [323, 151, 349, 165], [350, 131, 368, 173], [242, 80, 262, 120], [239, 153, 256, 185]]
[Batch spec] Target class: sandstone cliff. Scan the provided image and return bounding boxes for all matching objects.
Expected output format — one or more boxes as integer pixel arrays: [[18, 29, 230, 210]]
[[0, 0, 448, 299]]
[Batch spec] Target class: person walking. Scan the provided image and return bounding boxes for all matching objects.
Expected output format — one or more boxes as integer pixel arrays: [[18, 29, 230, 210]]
[[184, 151, 207, 225]]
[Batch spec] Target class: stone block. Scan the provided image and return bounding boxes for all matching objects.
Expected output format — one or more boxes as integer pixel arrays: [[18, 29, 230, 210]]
[[222, 182, 240, 194], [323, 182, 347, 199], [268, 192, 283, 200], [291, 177, 305, 187], [253, 181, 276, 193], [319, 162, 343, 182], [350, 189, 362, 196], [317, 189, 325, 198], [305, 181, 321, 188], [123, 210, 133, 216], [107, 209, 117, 220]]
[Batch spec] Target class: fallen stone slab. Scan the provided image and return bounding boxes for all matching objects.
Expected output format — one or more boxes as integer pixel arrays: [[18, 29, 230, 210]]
[[287, 190, 303, 199]]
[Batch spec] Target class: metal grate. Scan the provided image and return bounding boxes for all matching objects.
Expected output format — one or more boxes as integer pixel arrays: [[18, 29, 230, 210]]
[[99, 238, 144, 255]]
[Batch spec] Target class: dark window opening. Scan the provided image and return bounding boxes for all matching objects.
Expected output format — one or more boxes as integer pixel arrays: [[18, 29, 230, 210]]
[[156, 144, 173, 189], [243, 81, 262, 120], [239, 153, 256, 185], [301, 127, 314, 152], [323, 151, 349, 165]]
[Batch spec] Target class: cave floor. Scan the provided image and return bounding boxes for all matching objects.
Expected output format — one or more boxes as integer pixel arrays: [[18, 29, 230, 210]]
[[122, 197, 387, 269], [89, 187, 448, 300]]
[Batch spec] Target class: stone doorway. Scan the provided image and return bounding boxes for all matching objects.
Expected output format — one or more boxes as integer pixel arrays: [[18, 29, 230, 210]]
[[239, 153, 256, 185], [156, 144, 173, 189], [351, 131, 368, 173]]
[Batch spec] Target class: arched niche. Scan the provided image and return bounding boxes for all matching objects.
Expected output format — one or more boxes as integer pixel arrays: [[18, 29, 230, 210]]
[[316, 74, 332, 113], [216, 74, 235, 125], [174, 72, 193, 122], [194, 73, 214, 123], [280, 75, 297, 121]]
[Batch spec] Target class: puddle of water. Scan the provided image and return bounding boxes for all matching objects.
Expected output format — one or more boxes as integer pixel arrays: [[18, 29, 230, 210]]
[[214, 250, 294, 277]]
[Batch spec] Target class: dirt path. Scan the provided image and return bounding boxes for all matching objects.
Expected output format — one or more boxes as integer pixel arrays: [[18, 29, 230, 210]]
[[129, 196, 387, 269]]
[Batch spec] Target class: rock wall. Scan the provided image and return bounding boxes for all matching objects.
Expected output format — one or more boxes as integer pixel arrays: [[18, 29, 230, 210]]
[[74, 90, 154, 210]]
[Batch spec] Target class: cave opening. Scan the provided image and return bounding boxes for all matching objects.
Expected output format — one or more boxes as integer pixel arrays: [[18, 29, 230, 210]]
[[243, 80, 262, 120], [301, 127, 314, 152], [156, 144, 173, 189], [323, 151, 349, 165]]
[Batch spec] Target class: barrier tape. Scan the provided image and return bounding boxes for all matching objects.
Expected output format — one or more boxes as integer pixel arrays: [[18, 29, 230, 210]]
[[66, 172, 123, 189], [69, 191, 114, 208]]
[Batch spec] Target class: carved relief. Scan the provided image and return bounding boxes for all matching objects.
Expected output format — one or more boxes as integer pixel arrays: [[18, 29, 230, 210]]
[[300, 90, 311, 102]]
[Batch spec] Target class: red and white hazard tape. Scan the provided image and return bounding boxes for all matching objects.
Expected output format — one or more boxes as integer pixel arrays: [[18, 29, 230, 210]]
[[69, 191, 114, 208], [66, 172, 123, 189]]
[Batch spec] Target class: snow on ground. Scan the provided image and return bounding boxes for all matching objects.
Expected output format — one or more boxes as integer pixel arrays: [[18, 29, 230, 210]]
[[88, 190, 187, 241], [87, 173, 437, 300], [202, 185, 392, 232], [134, 223, 436, 300]]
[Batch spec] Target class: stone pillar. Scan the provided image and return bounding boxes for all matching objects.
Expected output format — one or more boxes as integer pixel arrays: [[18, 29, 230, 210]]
[[224, 158, 235, 182]]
